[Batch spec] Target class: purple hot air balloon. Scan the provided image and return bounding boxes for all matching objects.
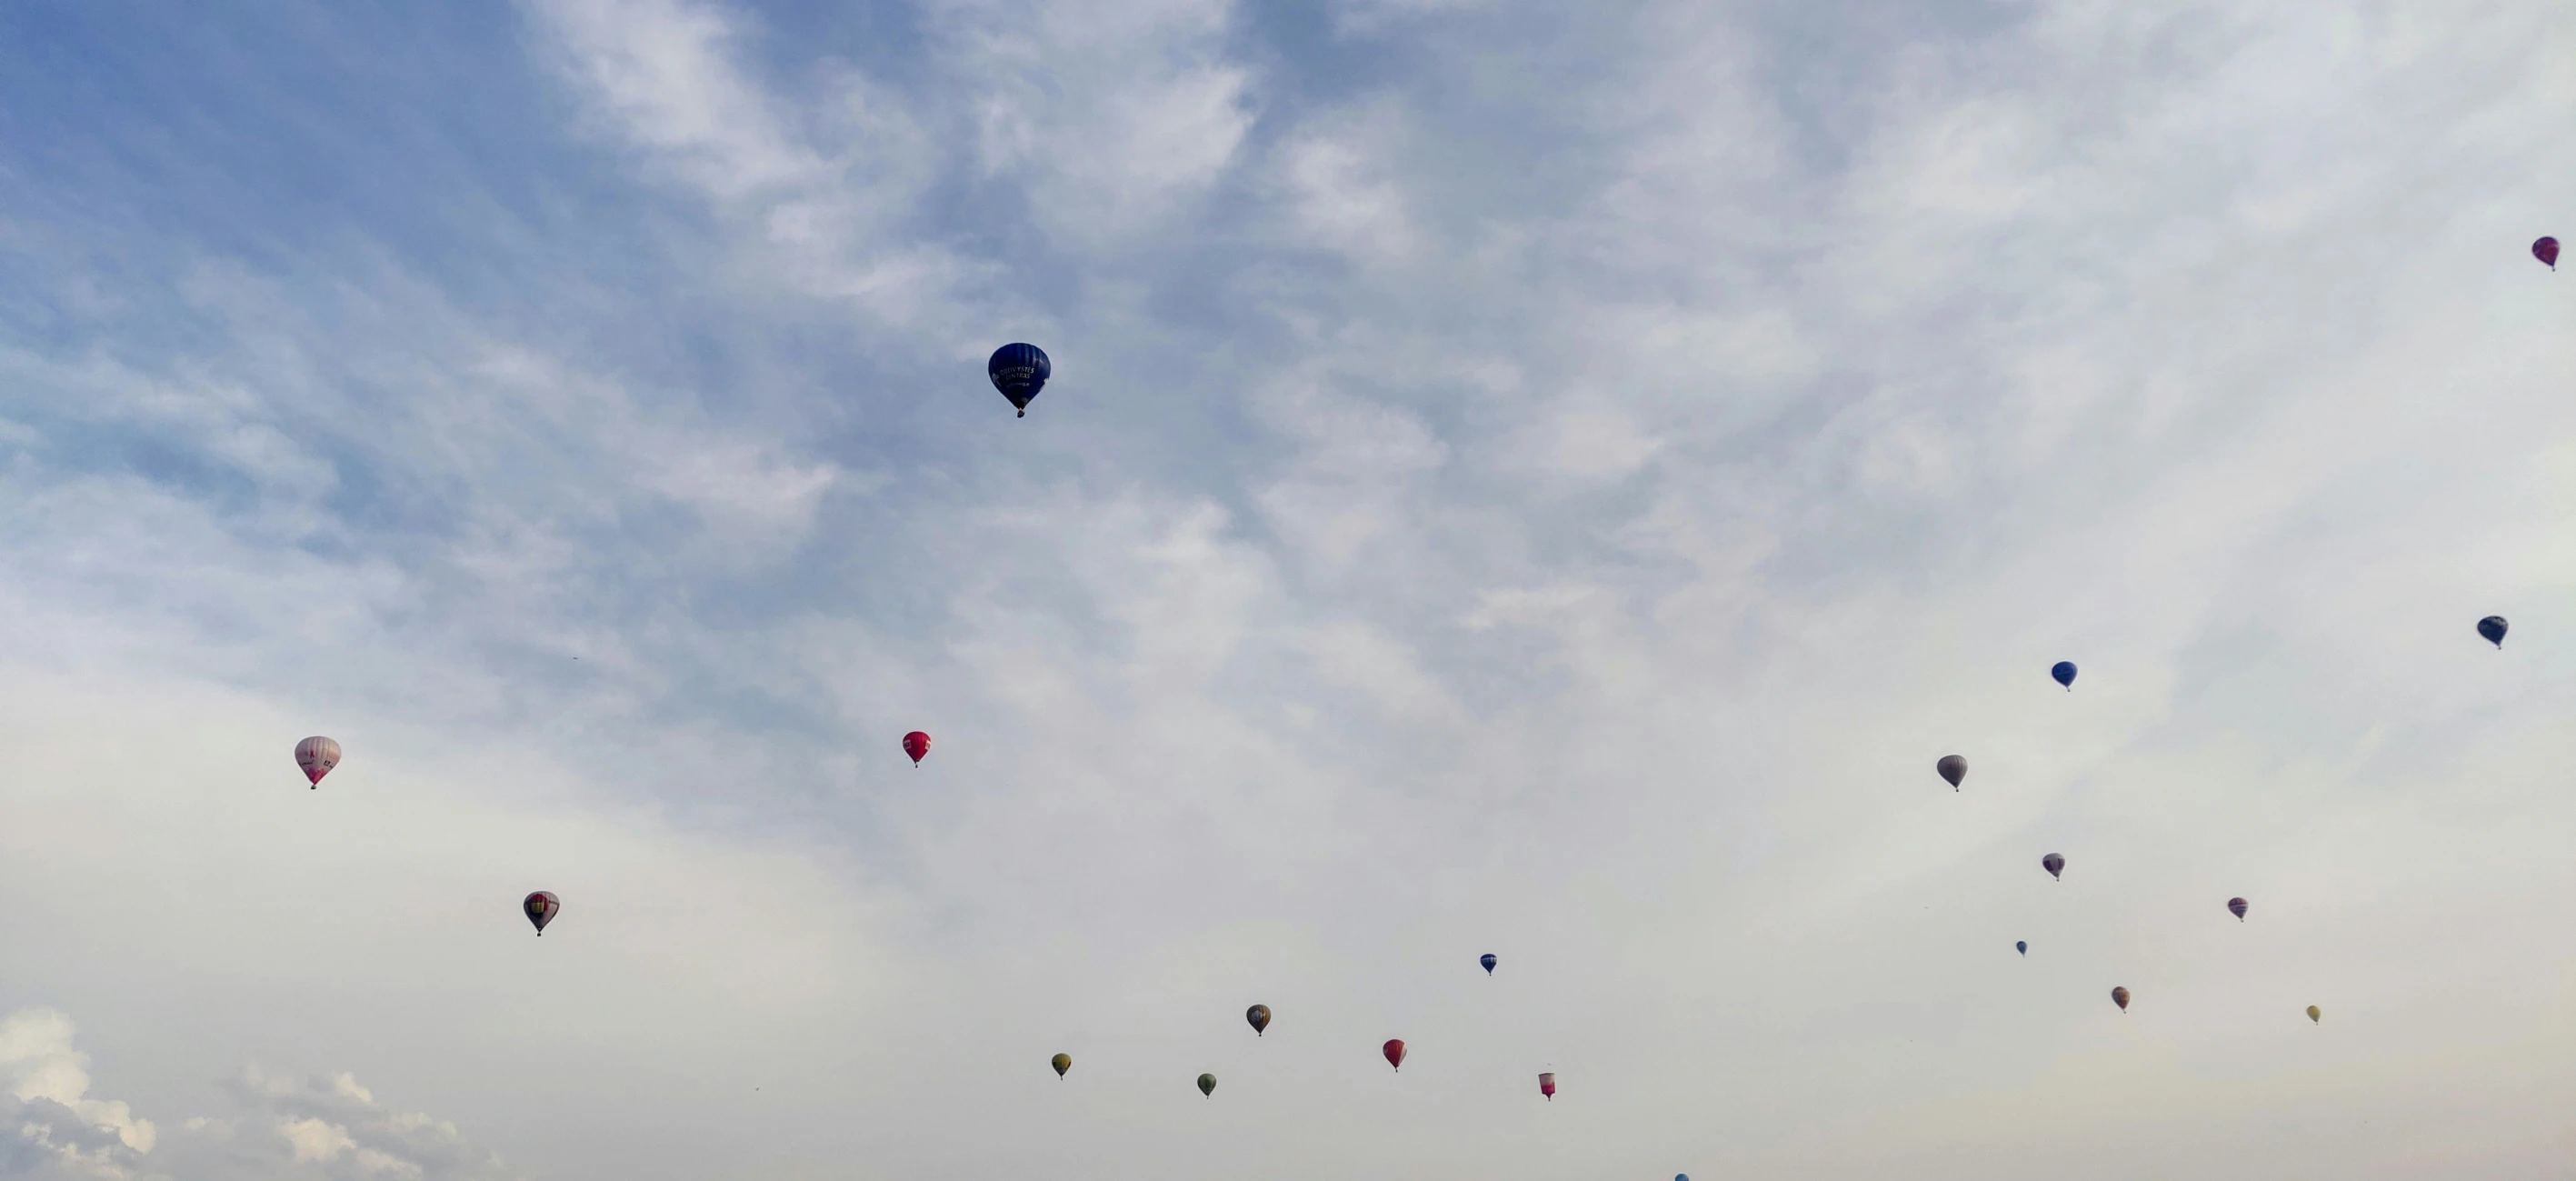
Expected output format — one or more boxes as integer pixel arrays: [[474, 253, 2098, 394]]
[[2227, 896, 2248, 922], [2537, 236, 2561, 271], [2111, 986, 2130, 1012], [2042, 853, 2064, 880]]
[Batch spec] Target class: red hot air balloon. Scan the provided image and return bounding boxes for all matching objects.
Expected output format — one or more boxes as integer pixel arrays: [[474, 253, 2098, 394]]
[[295, 736, 342, 789], [1383, 1039, 1407, 1072], [902, 731, 931, 766], [2111, 986, 2130, 1012], [2042, 853, 2064, 880], [1538, 1072, 1556, 1100], [524, 891, 559, 936], [2537, 236, 2561, 270], [2228, 896, 2248, 922]]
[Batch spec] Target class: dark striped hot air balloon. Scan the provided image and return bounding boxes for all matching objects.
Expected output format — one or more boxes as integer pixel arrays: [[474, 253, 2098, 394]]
[[1480, 953, 1497, 975], [1937, 755, 1966, 790], [524, 891, 559, 936], [1246, 1005, 1270, 1036], [2479, 616, 2508, 648], [2228, 896, 2248, 922], [2042, 853, 2064, 880], [988, 344, 1051, 417], [2111, 986, 2130, 1012]]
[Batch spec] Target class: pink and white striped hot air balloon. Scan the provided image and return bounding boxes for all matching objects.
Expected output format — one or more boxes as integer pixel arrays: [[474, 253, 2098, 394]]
[[295, 736, 342, 789]]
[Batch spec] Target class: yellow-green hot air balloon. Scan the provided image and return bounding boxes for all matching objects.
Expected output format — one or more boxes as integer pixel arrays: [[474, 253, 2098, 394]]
[[1052, 1053, 1071, 1077], [1197, 1073, 1216, 1097], [2306, 1006, 2321, 1024]]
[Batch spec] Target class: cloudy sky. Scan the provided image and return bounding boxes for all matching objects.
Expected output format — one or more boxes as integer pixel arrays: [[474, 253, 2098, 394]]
[[3, 0, 2574, 1177]]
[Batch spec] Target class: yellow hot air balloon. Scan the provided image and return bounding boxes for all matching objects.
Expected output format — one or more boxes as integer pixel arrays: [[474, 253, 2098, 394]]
[[2306, 1006, 2321, 1024], [1052, 1053, 1072, 1077]]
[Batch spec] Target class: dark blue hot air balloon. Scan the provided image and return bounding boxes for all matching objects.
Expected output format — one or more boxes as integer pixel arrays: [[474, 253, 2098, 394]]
[[2015, 940, 2026, 956], [988, 343, 1051, 417], [1480, 953, 1497, 975], [2478, 616, 2507, 648], [2051, 661, 2077, 690]]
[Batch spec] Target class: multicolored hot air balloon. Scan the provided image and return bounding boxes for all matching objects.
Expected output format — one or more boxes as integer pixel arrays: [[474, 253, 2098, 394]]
[[1538, 1072, 1555, 1100], [1052, 1053, 1071, 1077], [2052, 661, 2077, 690], [1480, 953, 1497, 975], [2016, 940, 2027, 956], [2479, 616, 2508, 648], [2042, 853, 2064, 880], [903, 731, 931, 766], [1246, 1005, 1271, 1036], [988, 344, 1052, 417], [1937, 755, 1966, 791], [1383, 1039, 1407, 1072], [524, 891, 559, 936], [295, 736, 342, 789], [2111, 986, 2130, 1012], [2228, 896, 2248, 921], [2537, 236, 2561, 270], [1197, 1073, 1216, 1096], [2306, 1005, 2321, 1024]]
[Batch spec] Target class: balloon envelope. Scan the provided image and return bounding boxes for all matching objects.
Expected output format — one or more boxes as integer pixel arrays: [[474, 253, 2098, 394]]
[[2042, 853, 2064, 879], [295, 736, 342, 788], [2228, 896, 2248, 921], [903, 730, 931, 765], [2052, 661, 2077, 688], [988, 343, 1052, 415], [1936, 755, 1966, 789], [1246, 1005, 1271, 1036], [2015, 940, 2027, 956], [1196, 1073, 1216, 1096], [1480, 953, 1497, 974], [2111, 986, 2130, 1011], [2538, 236, 2561, 269], [2307, 1005, 2321, 1023], [524, 891, 559, 936], [2479, 616, 2508, 648], [1052, 1053, 1071, 1077], [1538, 1072, 1555, 1100], [1383, 1039, 1407, 1071]]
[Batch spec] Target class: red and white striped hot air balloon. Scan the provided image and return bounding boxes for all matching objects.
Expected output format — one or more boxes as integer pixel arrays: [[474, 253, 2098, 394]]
[[903, 731, 931, 766], [295, 736, 342, 789]]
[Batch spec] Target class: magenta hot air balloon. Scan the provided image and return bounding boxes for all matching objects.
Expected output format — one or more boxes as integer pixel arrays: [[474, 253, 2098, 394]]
[[1383, 1039, 1407, 1072], [903, 731, 931, 766], [2042, 853, 2064, 880], [295, 736, 342, 789], [2537, 236, 2561, 270], [524, 891, 559, 936], [1538, 1072, 1556, 1101], [2228, 896, 2248, 922]]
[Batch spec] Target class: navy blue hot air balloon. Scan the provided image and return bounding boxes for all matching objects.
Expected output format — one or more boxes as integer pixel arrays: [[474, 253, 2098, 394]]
[[1480, 953, 1497, 975], [2015, 940, 2027, 956], [988, 344, 1051, 417], [2051, 661, 2077, 690], [2478, 616, 2508, 648]]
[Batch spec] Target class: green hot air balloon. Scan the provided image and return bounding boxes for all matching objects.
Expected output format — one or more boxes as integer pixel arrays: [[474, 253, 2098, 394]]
[[1197, 1073, 1217, 1097], [1051, 1053, 1071, 1077]]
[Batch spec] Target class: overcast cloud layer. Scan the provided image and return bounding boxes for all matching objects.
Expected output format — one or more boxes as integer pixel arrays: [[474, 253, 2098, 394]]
[[3, 1, 2574, 1177]]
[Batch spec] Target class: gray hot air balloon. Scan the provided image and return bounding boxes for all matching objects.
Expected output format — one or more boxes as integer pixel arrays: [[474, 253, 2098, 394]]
[[1196, 1073, 1216, 1097], [1936, 755, 1966, 791]]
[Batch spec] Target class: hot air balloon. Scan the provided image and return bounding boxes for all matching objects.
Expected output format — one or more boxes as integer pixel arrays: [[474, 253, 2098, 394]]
[[988, 344, 1051, 417], [1383, 1039, 1407, 1072], [2306, 1005, 2321, 1024], [2016, 941, 2027, 956], [2537, 236, 2561, 270], [2111, 986, 2130, 1012], [2228, 896, 2248, 921], [295, 736, 342, 789], [1246, 1005, 1271, 1036], [1052, 1053, 1071, 1077], [2479, 616, 2508, 648], [1538, 1072, 1555, 1100], [2042, 853, 2064, 880], [524, 891, 559, 936], [1196, 1073, 1216, 1096], [903, 731, 931, 766], [1937, 755, 1966, 790], [1480, 953, 1497, 975], [2052, 661, 2077, 689]]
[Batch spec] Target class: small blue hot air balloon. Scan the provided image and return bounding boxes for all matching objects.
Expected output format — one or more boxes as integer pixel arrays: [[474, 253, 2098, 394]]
[[2478, 616, 2507, 648], [2015, 940, 2027, 956], [988, 343, 1051, 417], [1480, 953, 1497, 975], [2051, 661, 2077, 690]]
